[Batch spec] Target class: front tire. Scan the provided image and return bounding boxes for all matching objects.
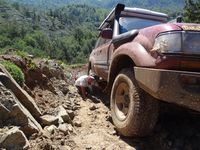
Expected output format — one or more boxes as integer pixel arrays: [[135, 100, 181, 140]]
[[110, 68, 159, 137]]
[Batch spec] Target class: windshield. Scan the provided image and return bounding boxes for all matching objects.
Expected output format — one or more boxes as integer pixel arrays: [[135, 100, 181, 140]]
[[119, 17, 163, 34]]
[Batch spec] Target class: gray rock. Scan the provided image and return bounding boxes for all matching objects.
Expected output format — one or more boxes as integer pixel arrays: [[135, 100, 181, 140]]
[[0, 83, 42, 137], [74, 120, 82, 127], [0, 66, 41, 120], [40, 115, 59, 126], [58, 124, 69, 135], [60, 139, 65, 145], [67, 110, 75, 120], [110, 130, 117, 136], [39, 59, 65, 80], [67, 124, 74, 132], [0, 104, 10, 123], [0, 127, 30, 150], [63, 103, 74, 111], [89, 104, 97, 111], [10, 104, 40, 136], [42, 142, 55, 150], [58, 106, 72, 123], [60, 146, 71, 150], [58, 116, 65, 124], [44, 125, 57, 135], [51, 79, 69, 95]]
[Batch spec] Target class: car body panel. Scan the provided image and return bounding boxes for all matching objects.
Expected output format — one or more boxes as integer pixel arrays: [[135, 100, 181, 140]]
[[135, 67, 200, 111]]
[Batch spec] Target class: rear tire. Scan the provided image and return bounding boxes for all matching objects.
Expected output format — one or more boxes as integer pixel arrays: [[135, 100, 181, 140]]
[[110, 68, 159, 137]]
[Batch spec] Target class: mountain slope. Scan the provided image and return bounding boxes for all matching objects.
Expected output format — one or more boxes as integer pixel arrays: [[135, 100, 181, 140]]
[[0, 0, 185, 64], [8, 0, 185, 12], [0, 1, 108, 63]]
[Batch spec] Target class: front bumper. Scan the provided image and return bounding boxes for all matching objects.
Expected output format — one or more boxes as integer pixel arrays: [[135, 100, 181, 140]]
[[134, 67, 200, 112]]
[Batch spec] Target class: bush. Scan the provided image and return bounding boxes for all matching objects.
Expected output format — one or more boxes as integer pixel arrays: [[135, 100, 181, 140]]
[[1, 61, 25, 86], [15, 50, 29, 58]]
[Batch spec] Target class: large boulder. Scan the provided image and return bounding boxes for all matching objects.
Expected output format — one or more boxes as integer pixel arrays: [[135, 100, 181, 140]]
[[0, 65, 41, 120], [40, 115, 59, 126], [58, 124, 69, 135], [51, 79, 69, 96], [0, 81, 42, 136], [0, 127, 30, 150], [57, 106, 72, 124], [39, 59, 65, 80], [26, 68, 48, 89]]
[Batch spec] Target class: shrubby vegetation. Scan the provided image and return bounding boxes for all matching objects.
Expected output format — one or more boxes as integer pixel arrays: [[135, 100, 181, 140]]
[[8, 0, 185, 22], [0, 0, 197, 64], [8, 0, 185, 11], [184, 0, 200, 23], [1, 61, 25, 86]]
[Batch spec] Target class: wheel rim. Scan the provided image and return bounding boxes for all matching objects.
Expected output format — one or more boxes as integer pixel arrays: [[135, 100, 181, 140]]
[[115, 81, 130, 121]]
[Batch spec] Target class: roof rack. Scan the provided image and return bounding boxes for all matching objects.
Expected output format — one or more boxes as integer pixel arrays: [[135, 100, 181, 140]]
[[99, 3, 169, 30]]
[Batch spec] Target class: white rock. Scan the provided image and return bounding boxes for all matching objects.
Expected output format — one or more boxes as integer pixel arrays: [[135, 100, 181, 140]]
[[58, 124, 69, 135], [44, 125, 57, 134], [58, 106, 71, 123], [40, 115, 58, 126]]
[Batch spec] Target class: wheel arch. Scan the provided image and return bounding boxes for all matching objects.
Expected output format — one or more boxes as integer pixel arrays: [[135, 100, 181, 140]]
[[107, 42, 156, 91], [108, 54, 135, 91]]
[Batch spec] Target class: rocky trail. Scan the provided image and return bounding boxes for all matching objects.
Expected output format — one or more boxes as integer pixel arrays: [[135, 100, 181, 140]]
[[1, 55, 200, 150]]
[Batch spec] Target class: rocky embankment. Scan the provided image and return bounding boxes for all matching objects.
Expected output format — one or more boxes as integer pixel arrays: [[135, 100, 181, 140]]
[[0, 55, 81, 150]]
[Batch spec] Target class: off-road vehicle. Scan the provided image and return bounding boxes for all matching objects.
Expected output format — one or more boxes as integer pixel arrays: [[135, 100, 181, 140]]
[[88, 3, 200, 137]]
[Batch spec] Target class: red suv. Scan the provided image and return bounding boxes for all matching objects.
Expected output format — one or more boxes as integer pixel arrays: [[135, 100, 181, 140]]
[[89, 4, 200, 137]]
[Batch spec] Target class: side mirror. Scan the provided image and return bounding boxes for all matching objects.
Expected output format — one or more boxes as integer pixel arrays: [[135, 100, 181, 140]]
[[100, 28, 113, 39]]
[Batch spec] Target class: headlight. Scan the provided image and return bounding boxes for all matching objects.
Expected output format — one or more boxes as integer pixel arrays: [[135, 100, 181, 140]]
[[153, 32, 182, 53], [153, 31, 200, 54]]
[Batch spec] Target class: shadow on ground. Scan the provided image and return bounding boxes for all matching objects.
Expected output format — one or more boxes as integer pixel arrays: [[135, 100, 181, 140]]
[[91, 91, 200, 150]]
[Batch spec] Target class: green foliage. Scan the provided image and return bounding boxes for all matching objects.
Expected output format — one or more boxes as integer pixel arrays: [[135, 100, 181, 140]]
[[184, 0, 200, 23], [15, 50, 29, 58], [0, 2, 106, 63], [8, 0, 184, 11], [0, 0, 184, 64], [1, 61, 25, 86], [0, 35, 11, 48], [27, 60, 37, 70]]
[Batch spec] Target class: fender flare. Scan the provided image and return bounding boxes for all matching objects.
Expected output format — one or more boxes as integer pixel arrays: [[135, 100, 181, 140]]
[[108, 42, 156, 86]]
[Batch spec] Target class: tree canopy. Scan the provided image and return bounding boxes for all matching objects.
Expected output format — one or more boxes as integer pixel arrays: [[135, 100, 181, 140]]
[[184, 0, 200, 23], [0, 0, 197, 64], [0, 2, 108, 63]]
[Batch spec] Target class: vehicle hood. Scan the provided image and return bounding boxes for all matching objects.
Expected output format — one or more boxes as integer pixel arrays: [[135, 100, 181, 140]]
[[139, 23, 200, 39]]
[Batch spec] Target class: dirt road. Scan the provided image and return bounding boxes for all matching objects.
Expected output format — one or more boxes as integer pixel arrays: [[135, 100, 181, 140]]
[[67, 85, 200, 150], [27, 64, 200, 150], [71, 87, 135, 150]]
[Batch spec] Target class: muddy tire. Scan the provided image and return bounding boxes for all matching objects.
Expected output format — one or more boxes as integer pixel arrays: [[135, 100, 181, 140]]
[[110, 68, 159, 137]]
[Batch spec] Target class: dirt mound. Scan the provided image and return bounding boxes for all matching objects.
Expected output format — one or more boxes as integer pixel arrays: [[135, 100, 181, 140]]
[[1, 55, 66, 89]]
